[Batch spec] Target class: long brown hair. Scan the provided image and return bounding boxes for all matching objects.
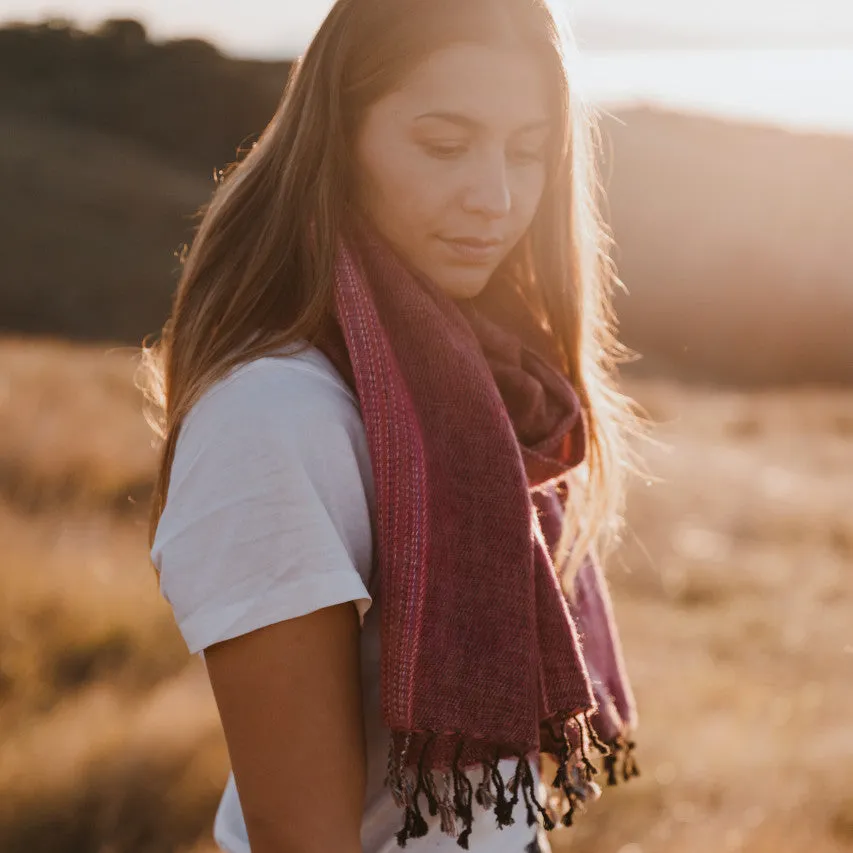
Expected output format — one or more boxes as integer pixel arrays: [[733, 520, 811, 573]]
[[139, 0, 641, 581]]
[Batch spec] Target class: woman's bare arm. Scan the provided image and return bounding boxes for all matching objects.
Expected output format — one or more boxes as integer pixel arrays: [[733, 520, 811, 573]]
[[204, 602, 367, 853]]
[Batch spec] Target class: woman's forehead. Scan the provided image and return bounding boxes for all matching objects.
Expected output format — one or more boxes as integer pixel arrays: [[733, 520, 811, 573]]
[[386, 43, 552, 131]]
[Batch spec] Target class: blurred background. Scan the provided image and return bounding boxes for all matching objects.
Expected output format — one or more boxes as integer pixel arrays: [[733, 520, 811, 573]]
[[0, 2, 851, 852]]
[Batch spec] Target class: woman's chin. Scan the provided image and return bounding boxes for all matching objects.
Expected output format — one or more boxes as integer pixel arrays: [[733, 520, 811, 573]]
[[434, 269, 492, 300]]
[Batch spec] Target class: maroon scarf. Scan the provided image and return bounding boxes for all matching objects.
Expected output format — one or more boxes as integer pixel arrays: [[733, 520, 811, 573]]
[[318, 225, 637, 847], [534, 488, 640, 786]]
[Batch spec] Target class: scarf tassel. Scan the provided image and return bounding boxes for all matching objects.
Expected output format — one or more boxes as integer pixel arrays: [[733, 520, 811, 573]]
[[519, 756, 556, 831], [394, 772, 429, 848], [393, 734, 431, 847], [474, 761, 497, 810], [450, 740, 475, 848], [601, 736, 642, 788], [389, 717, 639, 848], [490, 754, 518, 827], [548, 713, 603, 827]]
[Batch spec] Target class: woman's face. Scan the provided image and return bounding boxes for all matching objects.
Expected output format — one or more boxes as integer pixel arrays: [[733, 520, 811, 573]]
[[354, 43, 552, 299]]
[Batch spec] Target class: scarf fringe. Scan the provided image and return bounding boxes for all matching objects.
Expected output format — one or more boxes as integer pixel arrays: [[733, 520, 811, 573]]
[[387, 714, 640, 848]]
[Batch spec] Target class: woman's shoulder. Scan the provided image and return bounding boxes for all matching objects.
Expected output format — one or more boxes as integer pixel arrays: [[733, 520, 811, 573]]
[[192, 343, 356, 418], [179, 343, 361, 444]]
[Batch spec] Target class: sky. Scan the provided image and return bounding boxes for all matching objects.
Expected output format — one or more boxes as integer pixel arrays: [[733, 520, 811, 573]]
[[1, 0, 852, 57]]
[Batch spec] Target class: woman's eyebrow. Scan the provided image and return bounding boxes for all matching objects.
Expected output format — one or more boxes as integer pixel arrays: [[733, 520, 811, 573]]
[[414, 111, 550, 133]]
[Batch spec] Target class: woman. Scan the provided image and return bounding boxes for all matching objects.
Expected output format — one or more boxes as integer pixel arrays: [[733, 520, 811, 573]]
[[141, 0, 641, 851]]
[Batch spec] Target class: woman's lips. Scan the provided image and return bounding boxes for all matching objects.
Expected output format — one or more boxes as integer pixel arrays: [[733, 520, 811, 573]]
[[439, 236, 505, 264]]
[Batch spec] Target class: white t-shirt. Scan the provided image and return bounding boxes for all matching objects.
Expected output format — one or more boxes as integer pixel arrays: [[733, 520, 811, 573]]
[[151, 346, 550, 853]]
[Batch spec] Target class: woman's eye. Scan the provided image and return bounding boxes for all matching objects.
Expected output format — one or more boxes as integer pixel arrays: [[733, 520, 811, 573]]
[[424, 143, 468, 160], [509, 148, 546, 165]]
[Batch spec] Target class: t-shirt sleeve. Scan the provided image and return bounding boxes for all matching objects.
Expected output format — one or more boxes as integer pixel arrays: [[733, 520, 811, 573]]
[[151, 356, 375, 656]]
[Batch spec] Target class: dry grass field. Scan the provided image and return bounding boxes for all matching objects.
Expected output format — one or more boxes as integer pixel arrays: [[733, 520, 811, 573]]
[[1, 336, 851, 853]]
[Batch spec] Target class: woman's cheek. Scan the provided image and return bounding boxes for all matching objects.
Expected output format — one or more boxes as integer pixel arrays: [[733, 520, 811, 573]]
[[515, 171, 547, 227]]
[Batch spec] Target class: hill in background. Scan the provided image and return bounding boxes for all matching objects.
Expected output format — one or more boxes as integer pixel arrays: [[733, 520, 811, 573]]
[[0, 20, 291, 343], [602, 108, 853, 385], [2, 19, 851, 385]]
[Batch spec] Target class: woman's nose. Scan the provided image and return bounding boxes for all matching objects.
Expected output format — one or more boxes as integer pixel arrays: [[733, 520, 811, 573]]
[[461, 154, 512, 219]]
